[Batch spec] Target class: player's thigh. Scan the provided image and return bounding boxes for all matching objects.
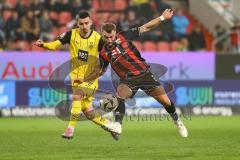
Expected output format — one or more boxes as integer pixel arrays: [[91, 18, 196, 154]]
[[79, 82, 97, 97], [72, 82, 97, 100]]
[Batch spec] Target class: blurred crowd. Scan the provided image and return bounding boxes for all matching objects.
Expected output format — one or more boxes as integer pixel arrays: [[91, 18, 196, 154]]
[[0, 0, 208, 51], [215, 20, 240, 53]]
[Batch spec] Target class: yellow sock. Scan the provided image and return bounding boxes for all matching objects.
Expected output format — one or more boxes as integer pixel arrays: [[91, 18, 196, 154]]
[[80, 98, 110, 126], [68, 101, 82, 128], [91, 116, 109, 126]]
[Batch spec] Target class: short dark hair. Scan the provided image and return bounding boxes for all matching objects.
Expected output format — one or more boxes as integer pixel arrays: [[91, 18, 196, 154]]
[[101, 23, 116, 33], [76, 11, 90, 19]]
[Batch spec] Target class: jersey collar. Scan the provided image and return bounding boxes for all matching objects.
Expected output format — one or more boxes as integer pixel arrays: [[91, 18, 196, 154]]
[[80, 30, 93, 39]]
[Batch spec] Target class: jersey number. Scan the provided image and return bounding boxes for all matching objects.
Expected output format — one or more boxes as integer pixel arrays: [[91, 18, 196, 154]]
[[78, 49, 88, 62]]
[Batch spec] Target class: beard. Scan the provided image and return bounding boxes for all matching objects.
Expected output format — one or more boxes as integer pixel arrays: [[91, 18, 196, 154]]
[[105, 42, 117, 50]]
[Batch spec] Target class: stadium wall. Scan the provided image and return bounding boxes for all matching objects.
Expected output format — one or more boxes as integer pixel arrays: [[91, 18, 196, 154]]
[[0, 52, 240, 117]]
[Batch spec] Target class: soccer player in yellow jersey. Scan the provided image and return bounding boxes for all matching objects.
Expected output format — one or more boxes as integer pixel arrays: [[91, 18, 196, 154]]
[[34, 11, 121, 139]]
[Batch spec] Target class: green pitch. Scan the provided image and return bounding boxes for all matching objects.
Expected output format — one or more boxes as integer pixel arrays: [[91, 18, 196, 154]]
[[0, 116, 240, 160]]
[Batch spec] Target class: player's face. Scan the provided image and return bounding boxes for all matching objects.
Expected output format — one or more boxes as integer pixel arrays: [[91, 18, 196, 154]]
[[77, 17, 92, 34], [102, 30, 117, 47]]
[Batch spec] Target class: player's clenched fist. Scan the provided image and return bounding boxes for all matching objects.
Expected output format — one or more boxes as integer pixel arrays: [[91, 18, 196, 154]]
[[34, 40, 44, 47], [161, 8, 174, 20]]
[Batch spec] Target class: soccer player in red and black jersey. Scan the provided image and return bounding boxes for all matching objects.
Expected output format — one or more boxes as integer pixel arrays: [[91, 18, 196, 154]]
[[84, 9, 188, 140]]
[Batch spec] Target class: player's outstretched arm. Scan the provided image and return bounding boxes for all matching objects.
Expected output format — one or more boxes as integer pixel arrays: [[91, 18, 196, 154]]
[[34, 39, 63, 51], [139, 8, 173, 34]]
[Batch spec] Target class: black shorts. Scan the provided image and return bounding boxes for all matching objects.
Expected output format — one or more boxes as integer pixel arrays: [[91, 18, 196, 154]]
[[120, 70, 161, 97]]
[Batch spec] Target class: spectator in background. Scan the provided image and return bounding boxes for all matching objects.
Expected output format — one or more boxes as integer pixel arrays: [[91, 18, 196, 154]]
[[154, 0, 174, 42], [155, 0, 171, 13], [16, 0, 28, 17], [53, 0, 71, 13], [172, 8, 189, 40], [132, 0, 154, 21], [0, 38, 3, 51], [5, 11, 24, 41], [71, 0, 91, 18], [30, 0, 44, 17], [52, 0, 62, 13], [177, 37, 189, 51], [0, 2, 3, 10], [21, 10, 40, 42], [188, 24, 206, 51], [124, 0, 138, 16], [118, 9, 162, 42], [158, 17, 175, 41], [140, 11, 164, 42], [230, 20, 240, 54], [39, 10, 54, 41], [214, 24, 227, 52], [80, 0, 91, 12], [119, 10, 142, 31], [72, 0, 83, 17], [43, 0, 51, 9], [0, 10, 6, 46]]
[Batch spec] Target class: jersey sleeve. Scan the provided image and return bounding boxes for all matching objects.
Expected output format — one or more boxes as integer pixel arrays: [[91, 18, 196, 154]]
[[98, 38, 104, 51], [58, 31, 72, 45], [99, 50, 109, 71], [119, 27, 140, 40]]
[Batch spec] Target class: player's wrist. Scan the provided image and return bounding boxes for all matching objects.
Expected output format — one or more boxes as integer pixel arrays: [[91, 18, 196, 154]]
[[159, 15, 165, 21]]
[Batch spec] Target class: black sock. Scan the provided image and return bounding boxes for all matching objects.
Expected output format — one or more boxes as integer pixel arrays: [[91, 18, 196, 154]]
[[115, 99, 125, 124], [164, 101, 179, 121]]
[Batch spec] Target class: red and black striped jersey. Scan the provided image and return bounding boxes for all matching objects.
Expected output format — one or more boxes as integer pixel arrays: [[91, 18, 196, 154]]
[[99, 27, 149, 79]]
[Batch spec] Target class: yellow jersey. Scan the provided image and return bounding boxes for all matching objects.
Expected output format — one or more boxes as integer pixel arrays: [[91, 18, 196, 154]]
[[58, 28, 103, 88]]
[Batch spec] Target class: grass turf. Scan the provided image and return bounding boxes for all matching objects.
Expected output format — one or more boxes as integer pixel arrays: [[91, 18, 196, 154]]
[[0, 116, 240, 160]]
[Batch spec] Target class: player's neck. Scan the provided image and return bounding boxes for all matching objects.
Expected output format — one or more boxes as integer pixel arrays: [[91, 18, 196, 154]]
[[80, 30, 92, 39]]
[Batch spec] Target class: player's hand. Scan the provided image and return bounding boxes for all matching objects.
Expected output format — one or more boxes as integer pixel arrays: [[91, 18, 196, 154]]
[[34, 40, 44, 47], [161, 8, 174, 20]]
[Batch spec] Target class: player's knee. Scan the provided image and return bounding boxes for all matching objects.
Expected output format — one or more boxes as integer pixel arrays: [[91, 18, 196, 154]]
[[117, 84, 132, 99], [72, 89, 85, 101], [72, 95, 83, 101]]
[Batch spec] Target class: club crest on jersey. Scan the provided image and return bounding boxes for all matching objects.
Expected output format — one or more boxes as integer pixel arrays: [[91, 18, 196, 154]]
[[88, 42, 94, 49]]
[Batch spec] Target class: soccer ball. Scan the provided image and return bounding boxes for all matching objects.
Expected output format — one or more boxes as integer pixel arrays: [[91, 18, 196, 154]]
[[100, 94, 119, 112]]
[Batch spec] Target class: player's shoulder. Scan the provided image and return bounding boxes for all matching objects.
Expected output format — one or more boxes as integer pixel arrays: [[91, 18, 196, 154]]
[[92, 30, 101, 39], [70, 28, 79, 34]]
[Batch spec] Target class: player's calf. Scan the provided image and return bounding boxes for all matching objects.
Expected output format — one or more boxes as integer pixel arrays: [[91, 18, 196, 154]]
[[148, 87, 188, 137]]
